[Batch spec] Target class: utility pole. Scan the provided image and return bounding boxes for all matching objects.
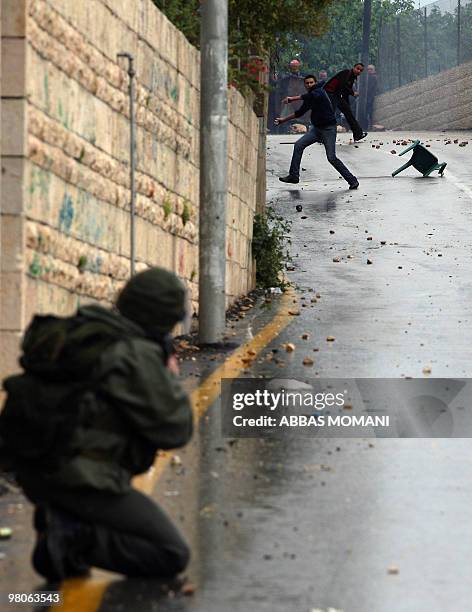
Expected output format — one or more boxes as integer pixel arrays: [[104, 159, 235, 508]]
[[396, 16, 402, 87], [117, 52, 136, 277], [199, 0, 228, 344], [424, 7, 428, 78], [358, 0, 372, 129]]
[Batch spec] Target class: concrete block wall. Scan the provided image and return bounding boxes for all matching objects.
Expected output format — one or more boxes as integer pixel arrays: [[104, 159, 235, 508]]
[[0, 0, 260, 380], [375, 60, 472, 130]]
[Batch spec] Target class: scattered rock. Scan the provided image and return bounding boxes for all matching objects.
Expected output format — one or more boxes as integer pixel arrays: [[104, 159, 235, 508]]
[[296, 204, 303, 212], [422, 366, 432, 375], [332, 257, 341, 263], [0, 527, 12, 540], [326, 336, 335, 342], [170, 455, 182, 467], [288, 310, 300, 316], [388, 566, 400, 575], [390, 150, 397, 154], [285, 343, 296, 352], [181, 583, 196, 596], [303, 357, 314, 366], [301, 333, 310, 340], [367, 259, 373, 264]]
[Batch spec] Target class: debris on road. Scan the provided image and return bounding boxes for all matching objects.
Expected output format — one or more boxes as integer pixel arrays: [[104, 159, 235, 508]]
[[302, 357, 314, 366], [181, 583, 196, 596], [0, 527, 12, 540], [326, 336, 335, 342]]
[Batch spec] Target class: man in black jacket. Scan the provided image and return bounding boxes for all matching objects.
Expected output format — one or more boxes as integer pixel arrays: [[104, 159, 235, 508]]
[[325, 63, 367, 141], [275, 75, 359, 189], [0, 267, 193, 582]]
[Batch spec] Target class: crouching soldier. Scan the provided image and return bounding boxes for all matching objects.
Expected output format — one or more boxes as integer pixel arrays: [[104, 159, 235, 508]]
[[0, 268, 193, 581]]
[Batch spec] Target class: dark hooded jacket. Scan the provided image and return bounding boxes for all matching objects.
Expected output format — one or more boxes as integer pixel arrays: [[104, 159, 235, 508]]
[[0, 268, 193, 496]]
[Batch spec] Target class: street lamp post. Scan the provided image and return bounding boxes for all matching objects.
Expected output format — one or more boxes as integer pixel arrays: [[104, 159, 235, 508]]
[[117, 52, 136, 277], [199, 0, 229, 344]]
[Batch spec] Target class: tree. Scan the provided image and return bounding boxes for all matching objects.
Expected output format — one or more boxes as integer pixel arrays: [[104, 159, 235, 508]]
[[277, 0, 415, 77], [153, 0, 335, 93]]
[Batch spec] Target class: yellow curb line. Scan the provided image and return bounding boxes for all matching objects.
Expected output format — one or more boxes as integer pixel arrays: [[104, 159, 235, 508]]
[[57, 286, 297, 610], [58, 578, 110, 612], [134, 285, 297, 494]]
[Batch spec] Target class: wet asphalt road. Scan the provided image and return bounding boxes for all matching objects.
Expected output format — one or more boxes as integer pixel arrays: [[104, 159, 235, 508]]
[[2, 131, 472, 611]]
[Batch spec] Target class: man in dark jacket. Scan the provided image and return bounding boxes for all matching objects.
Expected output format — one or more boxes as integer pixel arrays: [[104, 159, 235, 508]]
[[275, 75, 359, 189], [324, 63, 367, 141], [0, 267, 193, 581]]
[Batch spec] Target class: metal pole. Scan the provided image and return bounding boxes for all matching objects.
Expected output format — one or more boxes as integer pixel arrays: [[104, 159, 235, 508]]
[[396, 16, 402, 87], [424, 7, 428, 77], [358, 0, 372, 128], [457, 0, 461, 66], [199, 0, 228, 344], [117, 52, 136, 277]]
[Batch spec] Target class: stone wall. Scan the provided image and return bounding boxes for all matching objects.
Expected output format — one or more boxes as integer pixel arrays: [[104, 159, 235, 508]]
[[1, 0, 259, 380], [375, 60, 472, 130]]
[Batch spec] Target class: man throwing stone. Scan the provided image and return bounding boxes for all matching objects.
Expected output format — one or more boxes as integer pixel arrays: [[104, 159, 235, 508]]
[[275, 74, 359, 189]]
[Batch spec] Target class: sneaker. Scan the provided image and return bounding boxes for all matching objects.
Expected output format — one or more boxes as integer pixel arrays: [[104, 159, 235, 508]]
[[349, 180, 359, 190], [279, 175, 299, 184], [354, 132, 368, 142]]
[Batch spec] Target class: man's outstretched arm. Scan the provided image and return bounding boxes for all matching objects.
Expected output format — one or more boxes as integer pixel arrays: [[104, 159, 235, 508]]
[[274, 113, 296, 125], [281, 95, 303, 105]]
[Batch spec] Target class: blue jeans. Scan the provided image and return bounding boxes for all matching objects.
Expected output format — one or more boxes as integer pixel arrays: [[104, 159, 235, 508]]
[[289, 125, 357, 185]]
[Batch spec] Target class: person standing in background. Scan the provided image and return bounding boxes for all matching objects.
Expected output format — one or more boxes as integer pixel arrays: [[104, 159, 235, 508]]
[[366, 64, 378, 130], [273, 59, 309, 133]]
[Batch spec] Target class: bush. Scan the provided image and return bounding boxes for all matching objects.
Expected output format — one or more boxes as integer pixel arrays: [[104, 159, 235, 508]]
[[252, 206, 292, 291]]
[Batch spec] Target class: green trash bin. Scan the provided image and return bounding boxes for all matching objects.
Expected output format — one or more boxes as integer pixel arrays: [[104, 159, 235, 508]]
[[392, 140, 447, 177]]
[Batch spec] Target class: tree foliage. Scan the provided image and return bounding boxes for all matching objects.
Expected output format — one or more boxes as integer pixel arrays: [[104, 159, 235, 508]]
[[379, 3, 472, 92], [153, 0, 334, 92], [275, 0, 415, 76]]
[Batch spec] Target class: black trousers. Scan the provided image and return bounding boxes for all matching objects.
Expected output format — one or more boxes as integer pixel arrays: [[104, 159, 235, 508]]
[[30, 487, 190, 578], [329, 93, 364, 140]]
